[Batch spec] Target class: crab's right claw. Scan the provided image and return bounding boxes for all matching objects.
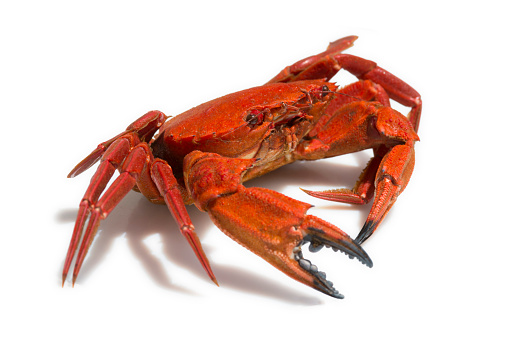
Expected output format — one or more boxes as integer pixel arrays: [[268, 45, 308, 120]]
[[185, 151, 372, 298], [294, 215, 373, 298], [208, 187, 372, 299]]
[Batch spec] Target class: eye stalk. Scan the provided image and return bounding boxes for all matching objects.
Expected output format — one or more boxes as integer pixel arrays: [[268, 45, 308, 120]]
[[320, 85, 332, 99], [309, 85, 332, 102], [244, 109, 264, 127]]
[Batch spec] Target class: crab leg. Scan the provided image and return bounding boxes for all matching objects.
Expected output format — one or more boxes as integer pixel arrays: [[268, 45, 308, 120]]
[[301, 153, 381, 205], [183, 151, 372, 298], [355, 144, 415, 244], [64, 111, 169, 285], [65, 109, 219, 285], [68, 110, 167, 178], [301, 80, 390, 205], [307, 142, 416, 245], [63, 134, 137, 285], [334, 54, 422, 132], [267, 35, 358, 84], [63, 141, 150, 285], [150, 159, 217, 285], [297, 100, 419, 244], [268, 36, 422, 132]]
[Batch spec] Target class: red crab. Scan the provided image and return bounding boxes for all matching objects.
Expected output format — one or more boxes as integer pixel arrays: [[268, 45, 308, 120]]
[[62, 36, 421, 298]]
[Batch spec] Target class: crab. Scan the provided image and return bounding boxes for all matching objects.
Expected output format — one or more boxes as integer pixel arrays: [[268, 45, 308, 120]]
[[62, 36, 421, 298]]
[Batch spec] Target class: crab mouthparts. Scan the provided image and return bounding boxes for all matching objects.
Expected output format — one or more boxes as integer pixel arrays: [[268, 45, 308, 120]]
[[294, 233, 373, 299]]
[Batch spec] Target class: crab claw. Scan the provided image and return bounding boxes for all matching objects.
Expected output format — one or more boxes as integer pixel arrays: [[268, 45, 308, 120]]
[[292, 215, 373, 298], [185, 151, 372, 298], [208, 187, 372, 299]]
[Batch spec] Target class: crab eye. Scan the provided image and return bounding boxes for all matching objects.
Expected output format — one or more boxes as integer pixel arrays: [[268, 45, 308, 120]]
[[321, 85, 330, 97], [245, 109, 263, 127], [319, 85, 331, 99]]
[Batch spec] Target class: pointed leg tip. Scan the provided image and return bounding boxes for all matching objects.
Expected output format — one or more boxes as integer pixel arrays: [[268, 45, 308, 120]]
[[300, 187, 320, 197], [205, 264, 219, 287], [300, 187, 366, 204], [355, 220, 377, 245], [181, 227, 219, 287], [206, 271, 219, 287]]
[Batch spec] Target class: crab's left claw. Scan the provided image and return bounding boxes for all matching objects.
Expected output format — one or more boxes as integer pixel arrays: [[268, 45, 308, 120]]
[[184, 151, 372, 298]]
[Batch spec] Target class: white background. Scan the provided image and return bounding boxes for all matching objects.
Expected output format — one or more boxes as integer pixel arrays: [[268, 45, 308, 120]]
[[2, 1, 507, 338]]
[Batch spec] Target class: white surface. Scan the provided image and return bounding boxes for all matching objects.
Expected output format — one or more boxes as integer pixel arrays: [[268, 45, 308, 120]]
[[1, 1, 507, 338]]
